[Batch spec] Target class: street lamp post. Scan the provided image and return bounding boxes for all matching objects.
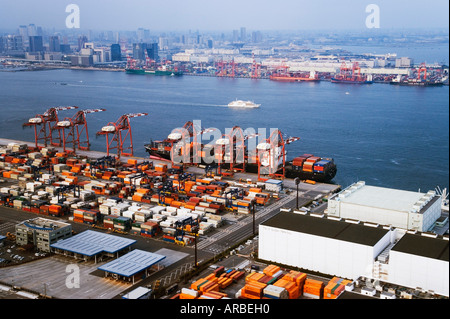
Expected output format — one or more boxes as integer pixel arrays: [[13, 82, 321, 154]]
[[295, 177, 301, 209], [252, 200, 256, 236]]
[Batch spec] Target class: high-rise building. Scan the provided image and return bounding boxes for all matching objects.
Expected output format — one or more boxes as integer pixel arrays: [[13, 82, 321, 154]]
[[240, 27, 246, 42], [111, 44, 122, 61], [18, 25, 29, 46], [146, 43, 158, 61], [78, 35, 88, 51], [0, 37, 5, 53], [5, 35, 24, 51], [60, 44, 72, 54], [132, 43, 147, 61], [233, 30, 239, 42], [27, 24, 37, 36], [29, 36, 44, 53], [252, 31, 263, 43], [49, 36, 60, 52]]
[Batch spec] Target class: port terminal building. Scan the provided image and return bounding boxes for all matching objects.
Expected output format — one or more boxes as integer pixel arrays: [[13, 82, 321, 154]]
[[258, 211, 449, 297], [326, 181, 442, 232], [15, 217, 72, 252]]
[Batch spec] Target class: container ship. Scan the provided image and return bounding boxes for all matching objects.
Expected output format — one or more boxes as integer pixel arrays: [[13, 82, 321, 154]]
[[145, 132, 337, 183], [331, 62, 373, 84], [389, 78, 444, 87], [125, 66, 183, 76], [389, 63, 445, 86], [389, 74, 444, 87], [269, 71, 319, 82]]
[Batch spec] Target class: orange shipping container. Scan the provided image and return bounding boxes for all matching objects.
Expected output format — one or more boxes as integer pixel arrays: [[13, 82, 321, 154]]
[[179, 293, 197, 299], [127, 159, 138, 165]]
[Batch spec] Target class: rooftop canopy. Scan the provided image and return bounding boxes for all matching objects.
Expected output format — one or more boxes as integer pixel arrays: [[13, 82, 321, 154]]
[[98, 249, 166, 277], [50, 230, 136, 256]]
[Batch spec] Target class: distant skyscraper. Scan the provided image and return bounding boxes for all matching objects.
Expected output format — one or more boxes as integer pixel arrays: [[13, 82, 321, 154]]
[[137, 28, 150, 42], [137, 28, 145, 42], [60, 44, 71, 54], [111, 44, 122, 61], [146, 43, 159, 61], [240, 27, 246, 42], [49, 36, 60, 52], [77, 35, 88, 51], [29, 36, 44, 53], [252, 31, 262, 43], [233, 30, 239, 42], [6, 35, 24, 51], [27, 24, 37, 36], [133, 43, 147, 61], [18, 25, 28, 44], [0, 37, 5, 53], [207, 39, 213, 49]]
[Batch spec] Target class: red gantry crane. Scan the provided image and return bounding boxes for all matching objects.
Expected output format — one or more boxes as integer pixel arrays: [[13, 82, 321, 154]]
[[250, 54, 262, 79], [52, 108, 106, 153], [214, 126, 258, 176], [96, 112, 148, 159], [256, 130, 300, 181], [23, 106, 78, 149], [170, 121, 214, 166], [417, 62, 427, 80]]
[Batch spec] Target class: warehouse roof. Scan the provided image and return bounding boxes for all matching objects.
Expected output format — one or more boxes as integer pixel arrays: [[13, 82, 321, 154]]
[[51, 230, 136, 256], [336, 185, 427, 213], [391, 233, 449, 262], [98, 249, 166, 277], [261, 211, 389, 246]]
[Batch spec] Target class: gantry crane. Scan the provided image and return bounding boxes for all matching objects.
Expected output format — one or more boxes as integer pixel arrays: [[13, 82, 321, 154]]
[[215, 59, 236, 77], [169, 121, 214, 166], [214, 126, 258, 177], [256, 130, 300, 181], [250, 54, 262, 79], [23, 106, 78, 149], [96, 112, 148, 159], [52, 108, 106, 153], [417, 62, 427, 80], [126, 55, 138, 70]]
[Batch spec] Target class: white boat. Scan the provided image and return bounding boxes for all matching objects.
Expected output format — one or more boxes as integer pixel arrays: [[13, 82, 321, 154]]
[[228, 100, 260, 108]]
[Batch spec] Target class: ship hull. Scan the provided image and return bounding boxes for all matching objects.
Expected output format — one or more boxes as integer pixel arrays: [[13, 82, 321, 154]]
[[125, 69, 145, 75], [331, 78, 373, 84], [270, 76, 319, 82], [389, 81, 443, 87]]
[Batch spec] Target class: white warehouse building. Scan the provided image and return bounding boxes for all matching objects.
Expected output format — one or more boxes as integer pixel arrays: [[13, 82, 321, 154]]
[[259, 211, 449, 297], [327, 181, 442, 232], [388, 233, 448, 297], [259, 211, 392, 280]]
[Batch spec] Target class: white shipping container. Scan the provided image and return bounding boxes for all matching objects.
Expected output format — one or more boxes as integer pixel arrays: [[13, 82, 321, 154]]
[[181, 288, 198, 297], [122, 210, 135, 219], [162, 210, 177, 217], [263, 285, 289, 299], [151, 206, 166, 214]]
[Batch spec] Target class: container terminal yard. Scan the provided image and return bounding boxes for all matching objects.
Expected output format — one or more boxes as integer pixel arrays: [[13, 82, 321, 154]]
[[0, 129, 448, 300], [0, 104, 448, 300]]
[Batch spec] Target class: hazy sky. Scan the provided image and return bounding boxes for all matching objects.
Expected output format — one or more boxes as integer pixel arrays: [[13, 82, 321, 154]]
[[1, 0, 449, 31]]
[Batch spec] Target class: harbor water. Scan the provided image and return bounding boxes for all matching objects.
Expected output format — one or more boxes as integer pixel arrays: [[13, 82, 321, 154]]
[[0, 68, 448, 193]]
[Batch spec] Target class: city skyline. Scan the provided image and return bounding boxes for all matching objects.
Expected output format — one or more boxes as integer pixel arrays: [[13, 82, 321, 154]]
[[0, 0, 448, 32]]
